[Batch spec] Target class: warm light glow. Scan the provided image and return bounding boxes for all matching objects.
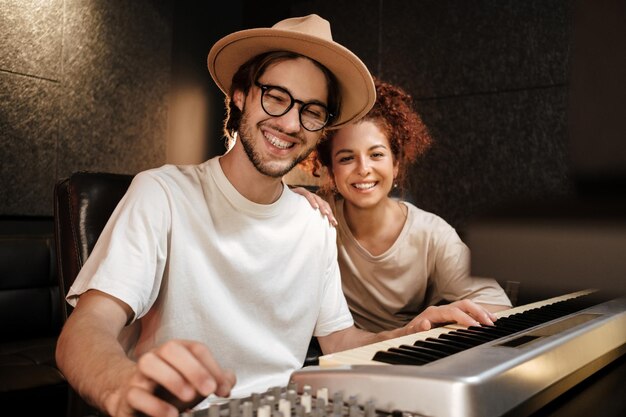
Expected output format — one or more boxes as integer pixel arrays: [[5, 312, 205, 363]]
[[166, 86, 209, 165]]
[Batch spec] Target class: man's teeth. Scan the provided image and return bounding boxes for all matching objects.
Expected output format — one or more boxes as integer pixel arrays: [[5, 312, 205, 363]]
[[353, 182, 376, 189], [266, 134, 293, 149]]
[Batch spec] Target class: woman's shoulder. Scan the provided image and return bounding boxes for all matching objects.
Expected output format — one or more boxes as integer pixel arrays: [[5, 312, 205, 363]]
[[402, 200, 458, 233], [403, 200, 445, 221]]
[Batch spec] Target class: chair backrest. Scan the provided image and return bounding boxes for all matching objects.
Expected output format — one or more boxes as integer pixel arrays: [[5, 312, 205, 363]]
[[53, 172, 133, 417], [53, 171, 133, 322]]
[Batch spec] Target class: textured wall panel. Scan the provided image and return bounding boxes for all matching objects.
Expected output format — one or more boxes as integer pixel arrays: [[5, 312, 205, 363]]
[[291, 0, 380, 77], [0, 73, 59, 215], [410, 88, 571, 230], [381, 0, 572, 97], [382, 0, 574, 230], [56, 0, 172, 180], [0, 1, 173, 216], [0, 0, 64, 80]]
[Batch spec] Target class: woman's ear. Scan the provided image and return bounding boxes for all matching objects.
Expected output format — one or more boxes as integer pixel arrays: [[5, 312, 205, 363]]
[[393, 161, 400, 180]]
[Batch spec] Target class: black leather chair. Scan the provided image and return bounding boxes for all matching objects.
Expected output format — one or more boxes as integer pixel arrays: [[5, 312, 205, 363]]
[[54, 171, 133, 417], [0, 217, 67, 415], [54, 172, 134, 323]]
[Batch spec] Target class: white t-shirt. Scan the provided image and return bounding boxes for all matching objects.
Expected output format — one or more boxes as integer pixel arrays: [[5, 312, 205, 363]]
[[67, 157, 353, 404], [335, 199, 512, 332]]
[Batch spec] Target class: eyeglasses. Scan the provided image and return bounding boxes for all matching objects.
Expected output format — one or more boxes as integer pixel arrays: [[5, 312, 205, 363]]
[[254, 81, 332, 132]]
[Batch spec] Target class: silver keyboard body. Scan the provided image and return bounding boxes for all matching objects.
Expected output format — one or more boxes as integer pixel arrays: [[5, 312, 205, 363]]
[[290, 295, 626, 417]]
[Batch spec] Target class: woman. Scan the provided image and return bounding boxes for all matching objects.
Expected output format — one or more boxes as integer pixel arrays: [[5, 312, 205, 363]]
[[296, 77, 511, 332]]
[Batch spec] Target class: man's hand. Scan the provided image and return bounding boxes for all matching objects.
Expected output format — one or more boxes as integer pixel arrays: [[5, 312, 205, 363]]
[[111, 340, 236, 417], [290, 186, 337, 226]]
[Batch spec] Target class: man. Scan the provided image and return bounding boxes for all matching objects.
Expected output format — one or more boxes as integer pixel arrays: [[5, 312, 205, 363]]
[[56, 15, 497, 417]]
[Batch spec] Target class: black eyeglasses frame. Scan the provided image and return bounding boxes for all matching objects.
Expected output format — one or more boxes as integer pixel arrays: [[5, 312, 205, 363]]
[[254, 81, 332, 132]]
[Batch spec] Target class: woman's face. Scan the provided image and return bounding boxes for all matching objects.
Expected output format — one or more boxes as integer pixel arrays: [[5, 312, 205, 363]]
[[330, 120, 398, 209]]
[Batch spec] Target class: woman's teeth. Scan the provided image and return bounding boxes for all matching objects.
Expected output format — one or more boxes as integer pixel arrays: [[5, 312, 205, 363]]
[[353, 182, 376, 189]]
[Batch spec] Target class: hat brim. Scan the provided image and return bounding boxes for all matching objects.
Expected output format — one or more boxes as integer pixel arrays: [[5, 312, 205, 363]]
[[208, 28, 375, 129]]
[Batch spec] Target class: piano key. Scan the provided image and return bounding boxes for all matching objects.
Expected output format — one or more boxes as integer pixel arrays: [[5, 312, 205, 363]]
[[466, 324, 517, 337], [454, 328, 501, 342], [396, 343, 449, 359], [497, 315, 541, 327], [382, 345, 445, 364], [372, 349, 431, 365], [422, 336, 468, 352], [438, 332, 484, 347], [414, 338, 466, 354]]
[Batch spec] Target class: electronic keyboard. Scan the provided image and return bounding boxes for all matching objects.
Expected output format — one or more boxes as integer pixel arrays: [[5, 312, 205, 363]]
[[182, 291, 626, 417], [289, 290, 626, 417]]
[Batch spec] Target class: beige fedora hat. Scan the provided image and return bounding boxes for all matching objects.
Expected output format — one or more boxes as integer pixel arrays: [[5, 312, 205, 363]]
[[207, 14, 375, 129]]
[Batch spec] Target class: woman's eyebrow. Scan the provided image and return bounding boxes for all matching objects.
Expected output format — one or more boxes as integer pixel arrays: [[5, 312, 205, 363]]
[[334, 144, 388, 157], [334, 148, 353, 157]]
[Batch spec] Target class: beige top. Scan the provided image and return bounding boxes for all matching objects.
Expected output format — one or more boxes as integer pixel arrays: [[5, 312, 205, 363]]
[[335, 199, 512, 332]]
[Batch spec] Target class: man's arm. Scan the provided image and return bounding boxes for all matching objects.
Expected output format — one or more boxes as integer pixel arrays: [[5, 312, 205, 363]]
[[56, 290, 236, 417], [318, 299, 499, 354]]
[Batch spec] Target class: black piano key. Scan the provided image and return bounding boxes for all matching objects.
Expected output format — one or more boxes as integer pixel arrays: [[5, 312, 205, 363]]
[[523, 310, 563, 322], [396, 344, 449, 359], [495, 317, 535, 330], [424, 336, 468, 351], [387, 347, 439, 364], [499, 315, 541, 327], [417, 338, 466, 354], [455, 328, 501, 342], [372, 349, 430, 365], [447, 330, 493, 344], [438, 332, 484, 347], [467, 325, 517, 337]]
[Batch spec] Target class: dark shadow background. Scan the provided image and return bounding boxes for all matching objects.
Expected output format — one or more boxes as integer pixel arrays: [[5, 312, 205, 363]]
[[1, 0, 624, 299]]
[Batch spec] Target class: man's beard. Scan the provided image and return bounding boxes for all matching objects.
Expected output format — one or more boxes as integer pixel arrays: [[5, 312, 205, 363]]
[[238, 113, 317, 178]]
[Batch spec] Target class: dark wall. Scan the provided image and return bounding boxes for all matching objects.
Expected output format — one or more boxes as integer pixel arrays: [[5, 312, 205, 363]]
[[291, 0, 575, 231], [1, 1, 173, 216], [2, 0, 623, 235], [568, 0, 626, 186], [0, 1, 242, 217]]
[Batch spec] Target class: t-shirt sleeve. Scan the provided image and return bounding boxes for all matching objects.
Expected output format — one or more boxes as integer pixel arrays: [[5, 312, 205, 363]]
[[313, 228, 354, 336], [66, 171, 172, 320], [430, 220, 512, 308]]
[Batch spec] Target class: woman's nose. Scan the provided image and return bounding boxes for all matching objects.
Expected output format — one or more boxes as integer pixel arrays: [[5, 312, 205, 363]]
[[357, 157, 370, 176]]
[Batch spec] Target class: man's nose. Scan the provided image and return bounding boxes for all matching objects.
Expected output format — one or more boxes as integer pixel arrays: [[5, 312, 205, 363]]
[[276, 105, 302, 133]]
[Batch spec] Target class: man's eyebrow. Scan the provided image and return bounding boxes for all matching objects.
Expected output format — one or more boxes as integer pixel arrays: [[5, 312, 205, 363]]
[[260, 80, 328, 106]]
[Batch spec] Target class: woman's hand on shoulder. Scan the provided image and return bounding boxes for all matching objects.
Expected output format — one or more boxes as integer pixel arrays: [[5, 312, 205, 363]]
[[290, 186, 337, 226]]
